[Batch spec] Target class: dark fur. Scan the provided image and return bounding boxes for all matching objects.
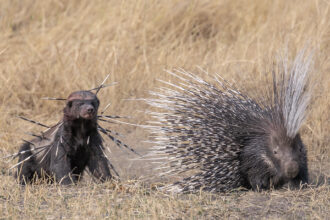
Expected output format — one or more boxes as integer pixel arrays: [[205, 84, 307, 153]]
[[239, 129, 308, 191], [16, 91, 112, 184]]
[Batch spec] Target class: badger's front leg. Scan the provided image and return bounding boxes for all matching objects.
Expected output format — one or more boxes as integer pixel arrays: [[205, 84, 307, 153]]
[[49, 146, 77, 185], [87, 143, 112, 182]]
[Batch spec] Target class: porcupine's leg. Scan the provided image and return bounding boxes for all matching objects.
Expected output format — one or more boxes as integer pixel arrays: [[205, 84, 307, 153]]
[[288, 166, 308, 189], [289, 155, 308, 188], [247, 173, 271, 191]]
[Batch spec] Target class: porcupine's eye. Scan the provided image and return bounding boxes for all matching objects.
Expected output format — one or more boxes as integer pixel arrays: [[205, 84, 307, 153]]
[[68, 101, 73, 108]]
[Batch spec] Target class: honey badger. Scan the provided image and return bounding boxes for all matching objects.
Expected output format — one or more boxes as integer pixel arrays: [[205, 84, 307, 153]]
[[16, 91, 113, 184]]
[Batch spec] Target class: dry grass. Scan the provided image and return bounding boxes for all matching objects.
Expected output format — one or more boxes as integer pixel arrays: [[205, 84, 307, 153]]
[[0, 0, 329, 219]]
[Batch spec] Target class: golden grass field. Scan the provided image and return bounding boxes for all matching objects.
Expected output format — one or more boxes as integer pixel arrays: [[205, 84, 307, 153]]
[[0, 0, 329, 219]]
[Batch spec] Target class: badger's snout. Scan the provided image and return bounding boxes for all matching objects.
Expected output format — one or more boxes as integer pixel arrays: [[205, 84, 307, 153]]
[[80, 104, 96, 119], [86, 106, 94, 114]]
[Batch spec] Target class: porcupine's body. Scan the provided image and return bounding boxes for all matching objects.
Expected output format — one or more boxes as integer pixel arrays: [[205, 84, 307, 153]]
[[147, 50, 312, 192], [15, 91, 112, 184]]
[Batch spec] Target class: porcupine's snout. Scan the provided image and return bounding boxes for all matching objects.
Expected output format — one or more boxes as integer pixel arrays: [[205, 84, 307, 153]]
[[269, 129, 302, 182], [284, 161, 299, 179]]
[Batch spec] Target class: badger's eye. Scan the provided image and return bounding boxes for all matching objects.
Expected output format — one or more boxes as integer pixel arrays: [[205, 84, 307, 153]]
[[273, 149, 278, 155]]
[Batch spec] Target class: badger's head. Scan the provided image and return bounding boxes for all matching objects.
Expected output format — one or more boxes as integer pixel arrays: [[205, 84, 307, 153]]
[[63, 91, 99, 121]]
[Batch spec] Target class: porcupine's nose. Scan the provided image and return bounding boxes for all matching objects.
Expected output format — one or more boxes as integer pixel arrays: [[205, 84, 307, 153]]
[[285, 161, 299, 179]]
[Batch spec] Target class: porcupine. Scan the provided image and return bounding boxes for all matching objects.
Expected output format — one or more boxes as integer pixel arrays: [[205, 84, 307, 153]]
[[147, 50, 313, 192], [13, 87, 137, 185]]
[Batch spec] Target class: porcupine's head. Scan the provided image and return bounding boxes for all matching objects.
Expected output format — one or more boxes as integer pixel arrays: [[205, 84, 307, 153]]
[[63, 91, 100, 121], [268, 128, 304, 181], [240, 50, 311, 190], [240, 120, 308, 191]]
